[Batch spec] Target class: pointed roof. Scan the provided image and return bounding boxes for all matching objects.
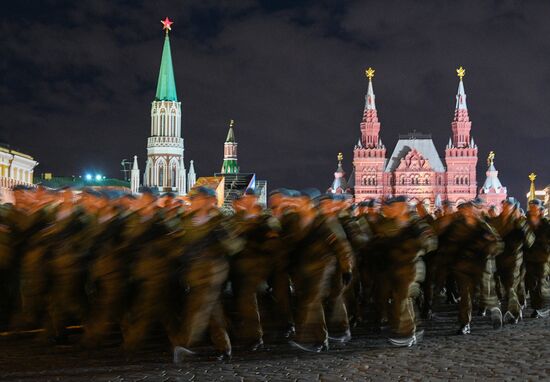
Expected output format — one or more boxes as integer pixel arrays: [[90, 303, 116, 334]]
[[365, 77, 376, 111], [132, 155, 139, 170], [225, 120, 236, 143], [226, 127, 236, 143], [155, 34, 178, 101], [481, 154, 505, 194], [188, 160, 196, 175], [455, 78, 467, 110]]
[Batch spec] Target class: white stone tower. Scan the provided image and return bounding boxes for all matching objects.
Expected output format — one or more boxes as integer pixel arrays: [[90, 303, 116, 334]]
[[131, 155, 140, 194], [143, 18, 186, 195]]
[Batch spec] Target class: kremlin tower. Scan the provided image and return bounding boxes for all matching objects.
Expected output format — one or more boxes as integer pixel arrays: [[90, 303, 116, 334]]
[[140, 18, 187, 195], [221, 120, 239, 174], [443, 66, 478, 204], [352, 67, 387, 200]]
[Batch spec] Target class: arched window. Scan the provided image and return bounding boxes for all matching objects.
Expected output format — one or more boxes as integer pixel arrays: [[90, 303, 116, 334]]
[[158, 163, 164, 187], [171, 165, 177, 187], [362, 176, 367, 186], [400, 176, 405, 185]]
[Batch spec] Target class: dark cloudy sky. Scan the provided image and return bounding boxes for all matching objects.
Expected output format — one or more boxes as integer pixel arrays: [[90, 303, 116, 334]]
[[1, 0, 549, 198]]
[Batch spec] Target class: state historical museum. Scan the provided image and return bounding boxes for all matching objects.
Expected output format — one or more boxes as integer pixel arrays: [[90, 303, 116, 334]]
[[352, 67, 478, 208]]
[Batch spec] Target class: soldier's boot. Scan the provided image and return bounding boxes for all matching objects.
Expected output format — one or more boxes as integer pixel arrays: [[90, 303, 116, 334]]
[[291, 265, 330, 352], [174, 258, 228, 357], [455, 271, 474, 334], [236, 283, 264, 350], [388, 279, 418, 346], [501, 266, 522, 324], [326, 272, 351, 342], [210, 301, 232, 361], [271, 256, 295, 338]]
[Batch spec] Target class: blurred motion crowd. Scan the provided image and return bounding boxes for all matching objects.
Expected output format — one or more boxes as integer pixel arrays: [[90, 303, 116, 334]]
[[0, 185, 548, 362]]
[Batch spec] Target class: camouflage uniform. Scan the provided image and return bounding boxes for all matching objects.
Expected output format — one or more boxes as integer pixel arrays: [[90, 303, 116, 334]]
[[174, 210, 242, 357], [492, 214, 535, 320], [291, 213, 353, 348], [372, 215, 436, 340], [230, 210, 283, 347], [524, 215, 550, 313], [441, 216, 503, 331]]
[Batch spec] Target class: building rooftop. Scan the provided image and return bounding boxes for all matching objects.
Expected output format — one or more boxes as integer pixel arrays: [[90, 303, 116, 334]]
[[385, 136, 445, 172]]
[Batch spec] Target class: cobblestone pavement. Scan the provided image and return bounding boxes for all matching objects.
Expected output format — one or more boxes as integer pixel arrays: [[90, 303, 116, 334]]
[[1, 304, 549, 381]]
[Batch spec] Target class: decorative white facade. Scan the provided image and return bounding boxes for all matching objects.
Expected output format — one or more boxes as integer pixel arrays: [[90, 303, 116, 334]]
[[0, 146, 38, 203], [143, 99, 186, 194]]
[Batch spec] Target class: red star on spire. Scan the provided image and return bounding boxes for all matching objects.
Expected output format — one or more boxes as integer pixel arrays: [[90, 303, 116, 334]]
[[161, 17, 173, 33]]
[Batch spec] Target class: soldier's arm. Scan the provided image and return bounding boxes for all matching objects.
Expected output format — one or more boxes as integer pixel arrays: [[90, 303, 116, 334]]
[[325, 217, 354, 274]]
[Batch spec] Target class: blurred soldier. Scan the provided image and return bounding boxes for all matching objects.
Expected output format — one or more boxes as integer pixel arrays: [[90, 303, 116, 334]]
[[289, 189, 353, 352], [121, 193, 180, 351], [492, 198, 534, 324], [84, 192, 146, 348], [45, 188, 93, 342], [415, 203, 438, 319], [0, 186, 52, 330], [524, 199, 550, 317], [174, 187, 242, 362], [231, 188, 282, 350], [433, 200, 459, 305], [268, 189, 300, 339], [317, 194, 359, 341], [373, 196, 436, 346], [332, 195, 369, 327], [442, 201, 503, 334]]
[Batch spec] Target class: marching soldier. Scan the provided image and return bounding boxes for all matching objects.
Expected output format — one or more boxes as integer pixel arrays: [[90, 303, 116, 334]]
[[174, 187, 243, 362], [372, 196, 436, 346], [289, 189, 353, 352], [524, 199, 550, 317], [492, 198, 535, 323], [441, 201, 503, 334], [230, 188, 283, 350], [415, 202, 438, 319]]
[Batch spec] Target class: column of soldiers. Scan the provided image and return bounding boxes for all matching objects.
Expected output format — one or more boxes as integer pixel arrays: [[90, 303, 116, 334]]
[[0, 185, 548, 362]]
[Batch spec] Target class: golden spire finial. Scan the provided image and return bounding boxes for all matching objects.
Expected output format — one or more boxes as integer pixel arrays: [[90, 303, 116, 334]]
[[365, 67, 375, 80], [487, 151, 495, 167], [528, 172, 537, 202], [229, 119, 234, 128], [337, 152, 343, 162], [456, 66, 466, 80]]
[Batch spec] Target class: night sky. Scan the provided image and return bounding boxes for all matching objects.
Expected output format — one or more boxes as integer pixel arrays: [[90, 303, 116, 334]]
[[1, 0, 549, 198]]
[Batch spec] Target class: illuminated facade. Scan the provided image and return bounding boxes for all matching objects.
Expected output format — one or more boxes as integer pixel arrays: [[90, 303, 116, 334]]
[[352, 67, 478, 208], [0, 144, 38, 202]]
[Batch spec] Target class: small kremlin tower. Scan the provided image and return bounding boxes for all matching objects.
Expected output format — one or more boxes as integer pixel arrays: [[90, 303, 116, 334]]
[[328, 153, 351, 195], [221, 120, 239, 174], [478, 151, 507, 209]]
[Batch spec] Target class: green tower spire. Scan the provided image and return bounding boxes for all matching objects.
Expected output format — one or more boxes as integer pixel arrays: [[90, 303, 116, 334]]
[[155, 25, 177, 101], [222, 120, 239, 174]]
